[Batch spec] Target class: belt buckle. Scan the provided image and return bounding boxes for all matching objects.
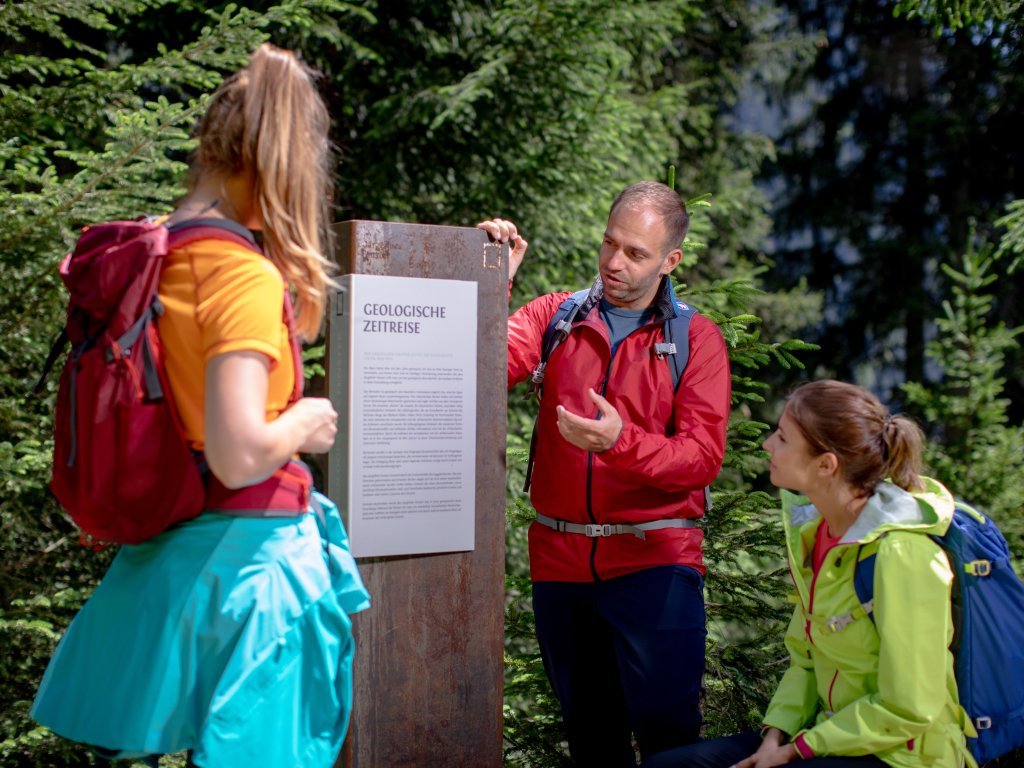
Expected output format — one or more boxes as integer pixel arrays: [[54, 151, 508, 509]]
[[585, 523, 613, 537]]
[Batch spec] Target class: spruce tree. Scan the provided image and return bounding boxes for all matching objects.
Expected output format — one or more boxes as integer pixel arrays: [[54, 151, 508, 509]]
[[901, 236, 1024, 565], [763, 0, 1024, 394], [899, 225, 1024, 768]]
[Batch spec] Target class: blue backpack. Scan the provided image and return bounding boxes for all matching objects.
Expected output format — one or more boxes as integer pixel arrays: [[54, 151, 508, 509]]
[[522, 279, 699, 493], [853, 501, 1024, 764]]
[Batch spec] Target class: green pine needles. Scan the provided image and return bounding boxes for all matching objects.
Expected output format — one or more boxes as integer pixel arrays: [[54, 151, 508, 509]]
[[902, 234, 1024, 566]]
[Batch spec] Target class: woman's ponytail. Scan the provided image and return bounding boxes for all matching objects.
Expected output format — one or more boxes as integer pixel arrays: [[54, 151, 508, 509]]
[[192, 43, 336, 341], [243, 44, 335, 341], [880, 414, 925, 492]]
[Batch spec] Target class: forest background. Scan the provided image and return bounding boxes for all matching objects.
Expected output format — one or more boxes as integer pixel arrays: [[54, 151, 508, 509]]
[[1, 0, 1022, 766]]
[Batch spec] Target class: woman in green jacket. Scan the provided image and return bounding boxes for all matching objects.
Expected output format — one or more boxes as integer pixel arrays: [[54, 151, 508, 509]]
[[643, 380, 977, 768]]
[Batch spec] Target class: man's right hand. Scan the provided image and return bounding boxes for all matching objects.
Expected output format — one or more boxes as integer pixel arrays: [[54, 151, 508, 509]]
[[476, 218, 528, 281]]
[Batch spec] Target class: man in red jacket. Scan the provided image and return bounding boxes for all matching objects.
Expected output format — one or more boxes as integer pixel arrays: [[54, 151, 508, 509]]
[[479, 181, 731, 766]]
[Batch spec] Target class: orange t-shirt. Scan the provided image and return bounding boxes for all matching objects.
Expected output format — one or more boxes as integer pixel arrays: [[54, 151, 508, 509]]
[[156, 237, 295, 450]]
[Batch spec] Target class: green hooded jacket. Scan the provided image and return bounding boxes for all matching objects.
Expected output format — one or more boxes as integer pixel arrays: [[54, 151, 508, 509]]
[[762, 478, 977, 768]]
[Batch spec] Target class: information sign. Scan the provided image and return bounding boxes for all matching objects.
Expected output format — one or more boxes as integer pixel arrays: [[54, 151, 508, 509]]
[[332, 273, 478, 557]]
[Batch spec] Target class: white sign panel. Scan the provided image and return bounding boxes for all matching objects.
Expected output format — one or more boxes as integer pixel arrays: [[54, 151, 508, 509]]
[[338, 274, 477, 557]]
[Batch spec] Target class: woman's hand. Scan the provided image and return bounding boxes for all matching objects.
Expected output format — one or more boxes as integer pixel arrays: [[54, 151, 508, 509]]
[[205, 351, 337, 488], [290, 397, 338, 454], [476, 218, 528, 281], [731, 729, 800, 768]]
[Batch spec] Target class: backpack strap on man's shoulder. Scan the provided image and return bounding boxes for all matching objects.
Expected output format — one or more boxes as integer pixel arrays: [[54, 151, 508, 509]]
[[657, 297, 709, 509], [528, 278, 603, 398], [549, 288, 593, 333], [658, 299, 697, 393], [523, 279, 602, 491], [540, 287, 592, 361]]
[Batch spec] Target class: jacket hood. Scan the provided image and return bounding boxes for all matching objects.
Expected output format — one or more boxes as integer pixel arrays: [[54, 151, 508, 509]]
[[783, 476, 955, 545]]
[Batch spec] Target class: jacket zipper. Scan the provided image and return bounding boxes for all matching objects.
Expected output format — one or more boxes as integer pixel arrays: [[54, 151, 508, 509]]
[[804, 539, 845, 646], [585, 313, 664, 582], [827, 668, 839, 711], [587, 358, 615, 582], [589, 319, 626, 581], [787, 560, 814, 648], [806, 559, 821, 647], [587, 455, 599, 581]]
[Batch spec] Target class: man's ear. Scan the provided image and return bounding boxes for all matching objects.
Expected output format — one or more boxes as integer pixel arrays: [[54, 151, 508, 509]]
[[661, 247, 683, 275], [816, 452, 840, 478]]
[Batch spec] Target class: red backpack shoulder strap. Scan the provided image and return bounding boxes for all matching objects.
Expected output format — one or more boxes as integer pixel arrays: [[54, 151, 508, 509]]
[[166, 217, 262, 253], [281, 291, 303, 403], [166, 217, 302, 402]]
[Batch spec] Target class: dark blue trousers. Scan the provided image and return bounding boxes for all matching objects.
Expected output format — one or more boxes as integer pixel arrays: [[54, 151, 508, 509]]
[[641, 732, 887, 768], [533, 565, 707, 767]]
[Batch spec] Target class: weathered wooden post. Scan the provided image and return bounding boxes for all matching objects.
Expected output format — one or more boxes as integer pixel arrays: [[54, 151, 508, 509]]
[[326, 221, 507, 767]]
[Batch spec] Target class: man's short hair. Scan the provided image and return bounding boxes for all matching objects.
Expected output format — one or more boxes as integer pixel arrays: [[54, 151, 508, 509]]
[[609, 181, 689, 254]]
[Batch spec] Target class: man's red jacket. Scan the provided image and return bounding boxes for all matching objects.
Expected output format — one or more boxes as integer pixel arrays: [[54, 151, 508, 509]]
[[508, 278, 731, 582]]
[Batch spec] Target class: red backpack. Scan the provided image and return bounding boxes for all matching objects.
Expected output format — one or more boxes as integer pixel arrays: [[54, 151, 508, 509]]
[[42, 217, 307, 545]]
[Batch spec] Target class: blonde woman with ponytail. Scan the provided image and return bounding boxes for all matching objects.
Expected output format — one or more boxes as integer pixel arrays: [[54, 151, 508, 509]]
[[643, 380, 976, 768], [31, 44, 368, 768]]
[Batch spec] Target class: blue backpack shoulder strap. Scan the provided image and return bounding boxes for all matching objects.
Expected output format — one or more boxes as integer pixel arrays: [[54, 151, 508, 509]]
[[523, 288, 595, 492], [663, 300, 697, 392], [853, 542, 879, 625], [539, 290, 696, 390], [540, 288, 591, 358], [662, 299, 710, 509], [530, 285, 599, 396], [853, 500, 998, 616]]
